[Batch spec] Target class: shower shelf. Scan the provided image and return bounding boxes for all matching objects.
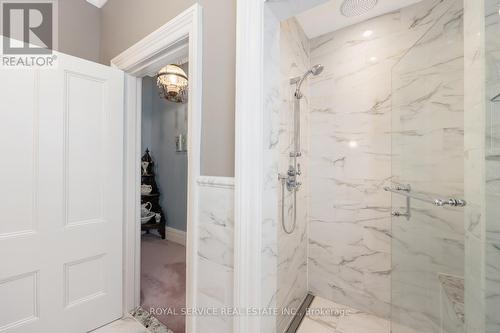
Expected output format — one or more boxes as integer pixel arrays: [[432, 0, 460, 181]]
[[384, 186, 466, 208]]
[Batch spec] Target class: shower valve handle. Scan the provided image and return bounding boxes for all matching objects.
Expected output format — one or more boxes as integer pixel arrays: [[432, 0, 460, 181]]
[[287, 165, 298, 177]]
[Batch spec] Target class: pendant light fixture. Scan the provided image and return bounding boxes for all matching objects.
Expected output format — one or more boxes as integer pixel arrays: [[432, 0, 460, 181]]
[[156, 64, 188, 103]]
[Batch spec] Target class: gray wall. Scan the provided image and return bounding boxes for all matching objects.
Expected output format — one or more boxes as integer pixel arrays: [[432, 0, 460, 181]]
[[101, 0, 236, 177], [142, 75, 188, 232], [58, 0, 101, 63]]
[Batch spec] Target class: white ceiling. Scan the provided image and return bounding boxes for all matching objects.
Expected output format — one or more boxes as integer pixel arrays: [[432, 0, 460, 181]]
[[295, 0, 423, 39]]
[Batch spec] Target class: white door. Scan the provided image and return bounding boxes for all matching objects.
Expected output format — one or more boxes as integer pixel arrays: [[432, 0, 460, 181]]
[[0, 51, 124, 333]]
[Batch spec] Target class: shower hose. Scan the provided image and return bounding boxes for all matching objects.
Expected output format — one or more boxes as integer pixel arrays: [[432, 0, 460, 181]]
[[280, 177, 297, 234]]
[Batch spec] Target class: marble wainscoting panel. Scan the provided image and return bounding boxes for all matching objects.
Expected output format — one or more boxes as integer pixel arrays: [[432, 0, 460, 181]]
[[390, 1, 464, 332], [196, 292, 233, 333], [196, 176, 234, 333], [306, 0, 458, 320], [197, 177, 235, 269], [277, 17, 310, 333]]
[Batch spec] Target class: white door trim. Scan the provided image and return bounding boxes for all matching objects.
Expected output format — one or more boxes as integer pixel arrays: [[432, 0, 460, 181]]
[[111, 5, 202, 333], [234, 0, 265, 332]]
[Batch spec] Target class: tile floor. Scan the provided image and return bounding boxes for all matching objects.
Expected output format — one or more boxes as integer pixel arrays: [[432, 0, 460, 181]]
[[94, 296, 392, 333], [296, 296, 390, 333]]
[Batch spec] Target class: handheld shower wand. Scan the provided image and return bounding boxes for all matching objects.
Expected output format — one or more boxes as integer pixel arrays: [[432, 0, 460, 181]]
[[280, 64, 324, 234], [293, 64, 324, 99]]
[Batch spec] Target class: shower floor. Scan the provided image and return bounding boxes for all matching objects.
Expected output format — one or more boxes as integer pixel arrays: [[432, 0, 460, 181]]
[[296, 296, 390, 333]]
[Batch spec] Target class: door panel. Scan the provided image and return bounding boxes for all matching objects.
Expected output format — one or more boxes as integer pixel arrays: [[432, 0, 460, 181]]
[[0, 70, 37, 237], [65, 71, 106, 225], [0, 52, 124, 333]]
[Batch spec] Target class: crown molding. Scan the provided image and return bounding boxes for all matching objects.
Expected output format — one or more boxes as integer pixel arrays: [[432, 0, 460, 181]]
[[86, 0, 108, 8]]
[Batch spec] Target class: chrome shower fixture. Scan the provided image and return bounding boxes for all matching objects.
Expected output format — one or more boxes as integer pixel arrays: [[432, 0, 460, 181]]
[[291, 64, 324, 99], [279, 64, 325, 234], [340, 0, 378, 17], [311, 64, 324, 75]]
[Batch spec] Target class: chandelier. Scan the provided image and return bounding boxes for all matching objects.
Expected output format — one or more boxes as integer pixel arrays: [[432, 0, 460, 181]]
[[156, 64, 188, 103]]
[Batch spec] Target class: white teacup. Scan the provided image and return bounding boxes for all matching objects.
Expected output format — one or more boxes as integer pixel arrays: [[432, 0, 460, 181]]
[[141, 184, 153, 195], [141, 202, 152, 217]]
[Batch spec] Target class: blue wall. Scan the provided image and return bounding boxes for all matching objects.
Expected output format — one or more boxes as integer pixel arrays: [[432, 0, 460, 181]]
[[141, 66, 188, 232]]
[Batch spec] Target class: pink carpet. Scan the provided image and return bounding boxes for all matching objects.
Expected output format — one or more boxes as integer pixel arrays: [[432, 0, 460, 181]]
[[141, 235, 186, 332]]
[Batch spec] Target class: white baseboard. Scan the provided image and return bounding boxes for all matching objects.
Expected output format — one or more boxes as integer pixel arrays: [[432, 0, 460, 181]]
[[166, 227, 187, 246]]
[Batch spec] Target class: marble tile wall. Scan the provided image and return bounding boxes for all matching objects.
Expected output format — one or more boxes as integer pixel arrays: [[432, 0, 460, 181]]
[[461, 0, 500, 331], [390, 1, 465, 332], [484, 0, 500, 331], [276, 17, 310, 333], [463, 0, 486, 331], [261, 6, 281, 333], [195, 176, 235, 333], [306, 0, 462, 323]]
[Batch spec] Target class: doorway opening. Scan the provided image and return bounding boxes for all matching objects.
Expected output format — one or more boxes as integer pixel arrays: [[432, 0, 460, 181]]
[[138, 61, 189, 332], [111, 5, 202, 333]]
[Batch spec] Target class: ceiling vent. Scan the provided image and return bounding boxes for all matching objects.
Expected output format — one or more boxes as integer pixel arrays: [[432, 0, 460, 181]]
[[340, 0, 378, 17]]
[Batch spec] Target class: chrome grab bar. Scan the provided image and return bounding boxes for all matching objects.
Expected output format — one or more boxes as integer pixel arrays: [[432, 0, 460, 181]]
[[384, 186, 466, 208], [434, 198, 467, 207]]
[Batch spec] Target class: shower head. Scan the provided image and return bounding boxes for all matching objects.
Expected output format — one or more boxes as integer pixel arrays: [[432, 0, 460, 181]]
[[310, 64, 324, 76], [340, 0, 378, 17], [294, 64, 324, 99]]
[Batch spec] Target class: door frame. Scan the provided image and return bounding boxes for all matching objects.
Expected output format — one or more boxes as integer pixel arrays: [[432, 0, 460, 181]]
[[111, 4, 202, 333], [233, 1, 265, 332]]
